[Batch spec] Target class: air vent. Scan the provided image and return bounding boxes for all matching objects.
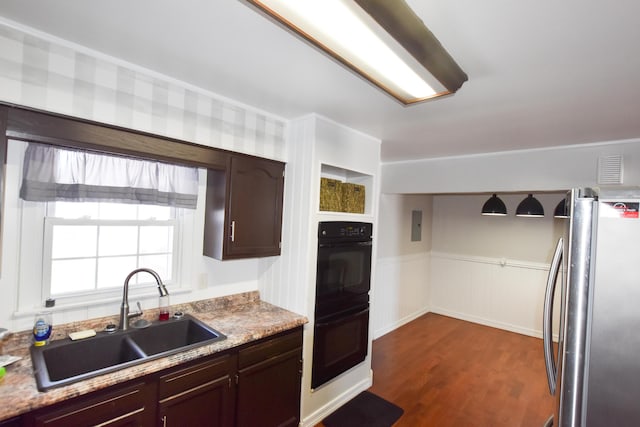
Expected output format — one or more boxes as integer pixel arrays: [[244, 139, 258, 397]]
[[597, 155, 623, 185]]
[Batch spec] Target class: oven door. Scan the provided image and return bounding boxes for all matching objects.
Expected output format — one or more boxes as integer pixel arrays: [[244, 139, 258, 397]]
[[311, 304, 369, 389], [315, 240, 372, 305]]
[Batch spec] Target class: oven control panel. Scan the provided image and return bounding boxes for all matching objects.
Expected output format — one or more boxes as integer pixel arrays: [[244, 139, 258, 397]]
[[339, 225, 367, 237], [318, 221, 372, 240]]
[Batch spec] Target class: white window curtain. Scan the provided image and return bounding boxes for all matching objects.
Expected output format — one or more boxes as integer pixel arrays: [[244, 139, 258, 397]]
[[19, 143, 199, 208]]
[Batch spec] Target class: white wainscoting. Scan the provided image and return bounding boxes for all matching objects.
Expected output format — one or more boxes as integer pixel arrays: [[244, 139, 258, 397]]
[[372, 253, 431, 339], [430, 252, 554, 338]]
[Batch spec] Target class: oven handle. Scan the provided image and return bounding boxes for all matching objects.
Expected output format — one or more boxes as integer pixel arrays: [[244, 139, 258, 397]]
[[315, 307, 369, 328], [318, 241, 372, 248]]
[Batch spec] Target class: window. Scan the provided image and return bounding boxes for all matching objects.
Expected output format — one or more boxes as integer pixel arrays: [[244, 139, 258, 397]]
[[44, 202, 176, 298], [10, 140, 203, 312]]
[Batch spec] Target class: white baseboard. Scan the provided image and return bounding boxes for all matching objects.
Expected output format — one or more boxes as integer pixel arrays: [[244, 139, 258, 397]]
[[300, 372, 373, 427], [373, 307, 431, 339], [430, 306, 543, 339]]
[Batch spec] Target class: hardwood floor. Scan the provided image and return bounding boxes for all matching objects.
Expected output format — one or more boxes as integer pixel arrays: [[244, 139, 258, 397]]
[[318, 313, 555, 426], [368, 313, 555, 426]]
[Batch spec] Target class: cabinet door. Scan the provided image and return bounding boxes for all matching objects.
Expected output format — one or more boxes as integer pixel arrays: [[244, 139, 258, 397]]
[[158, 354, 235, 427], [0, 417, 21, 427], [23, 381, 155, 427], [225, 156, 284, 259], [236, 329, 302, 427]]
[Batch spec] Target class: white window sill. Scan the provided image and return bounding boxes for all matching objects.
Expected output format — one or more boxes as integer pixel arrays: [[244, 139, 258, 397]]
[[13, 288, 192, 319]]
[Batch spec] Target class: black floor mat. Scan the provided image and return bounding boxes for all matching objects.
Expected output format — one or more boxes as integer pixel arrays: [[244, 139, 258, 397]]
[[323, 391, 404, 427]]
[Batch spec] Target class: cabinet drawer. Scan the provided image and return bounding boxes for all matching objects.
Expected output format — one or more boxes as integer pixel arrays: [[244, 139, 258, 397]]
[[24, 381, 153, 427], [158, 354, 233, 400], [238, 328, 302, 369]]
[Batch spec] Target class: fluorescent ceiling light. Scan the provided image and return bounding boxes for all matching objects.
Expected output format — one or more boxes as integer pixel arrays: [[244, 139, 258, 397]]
[[246, 0, 468, 105]]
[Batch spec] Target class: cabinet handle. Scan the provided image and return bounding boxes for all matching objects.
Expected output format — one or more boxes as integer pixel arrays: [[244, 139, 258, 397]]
[[162, 415, 167, 427], [230, 220, 236, 242]]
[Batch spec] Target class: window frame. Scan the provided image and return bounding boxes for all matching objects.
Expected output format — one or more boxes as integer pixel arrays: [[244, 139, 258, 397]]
[[42, 216, 179, 304]]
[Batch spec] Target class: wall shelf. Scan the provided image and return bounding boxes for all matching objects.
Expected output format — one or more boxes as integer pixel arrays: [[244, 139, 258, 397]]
[[319, 164, 373, 216]]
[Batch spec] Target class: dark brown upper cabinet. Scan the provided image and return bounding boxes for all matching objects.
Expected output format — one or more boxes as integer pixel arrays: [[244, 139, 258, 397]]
[[204, 155, 285, 260]]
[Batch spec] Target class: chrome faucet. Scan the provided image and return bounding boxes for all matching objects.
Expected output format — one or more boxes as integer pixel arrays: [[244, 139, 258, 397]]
[[119, 268, 169, 331]]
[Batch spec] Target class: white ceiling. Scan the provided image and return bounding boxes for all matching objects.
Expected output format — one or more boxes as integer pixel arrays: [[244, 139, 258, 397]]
[[1, 0, 639, 162]]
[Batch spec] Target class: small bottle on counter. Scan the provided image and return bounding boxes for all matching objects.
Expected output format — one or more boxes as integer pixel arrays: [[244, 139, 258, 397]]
[[158, 295, 170, 321], [33, 311, 53, 346]]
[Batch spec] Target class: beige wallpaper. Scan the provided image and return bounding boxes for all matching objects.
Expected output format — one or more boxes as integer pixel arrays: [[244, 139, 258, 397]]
[[431, 193, 566, 263], [0, 21, 286, 160]]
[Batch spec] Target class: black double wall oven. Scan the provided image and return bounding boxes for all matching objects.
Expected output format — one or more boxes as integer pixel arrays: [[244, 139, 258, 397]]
[[311, 221, 373, 389]]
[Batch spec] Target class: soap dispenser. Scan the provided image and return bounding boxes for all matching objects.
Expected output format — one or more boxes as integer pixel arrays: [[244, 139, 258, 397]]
[[33, 311, 52, 346], [33, 299, 55, 346]]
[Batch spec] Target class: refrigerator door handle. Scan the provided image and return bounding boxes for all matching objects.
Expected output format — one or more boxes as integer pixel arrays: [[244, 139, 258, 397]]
[[543, 237, 563, 395]]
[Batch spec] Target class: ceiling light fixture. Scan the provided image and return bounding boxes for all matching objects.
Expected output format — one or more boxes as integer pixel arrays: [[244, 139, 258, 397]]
[[516, 194, 545, 218], [245, 0, 468, 105], [481, 194, 507, 216]]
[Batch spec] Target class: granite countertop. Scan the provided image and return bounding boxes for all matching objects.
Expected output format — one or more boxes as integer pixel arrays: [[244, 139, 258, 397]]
[[0, 291, 307, 421]]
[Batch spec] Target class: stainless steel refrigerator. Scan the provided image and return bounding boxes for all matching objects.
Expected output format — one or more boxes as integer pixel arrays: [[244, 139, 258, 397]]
[[543, 187, 640, 427]]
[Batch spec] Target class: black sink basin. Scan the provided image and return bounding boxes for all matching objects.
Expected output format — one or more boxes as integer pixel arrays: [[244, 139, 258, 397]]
[[31, 332, 146, 389], [31, 314, 226, 391], [130, 316, 222, 356]]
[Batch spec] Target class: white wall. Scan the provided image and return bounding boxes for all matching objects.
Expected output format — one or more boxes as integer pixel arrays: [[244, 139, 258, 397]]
[[429, 193, 564, 337], [0, 21, 289, 332], [373, 194, 432, 338], [432, 193, 565, 263], [382, 138, 640, 194]]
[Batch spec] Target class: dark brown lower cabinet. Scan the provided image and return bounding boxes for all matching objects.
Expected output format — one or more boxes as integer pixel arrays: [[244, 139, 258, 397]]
[[11, 327, 303, 427], [158, 354, 235, 427], [0, 417, 22, 427], [22, 380, 156, 427], [236, 328, 303, 427]]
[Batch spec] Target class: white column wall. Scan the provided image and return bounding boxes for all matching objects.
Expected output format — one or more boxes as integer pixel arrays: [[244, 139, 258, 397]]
[[258, 114, 381, 427], [373, 194, 432, 338]]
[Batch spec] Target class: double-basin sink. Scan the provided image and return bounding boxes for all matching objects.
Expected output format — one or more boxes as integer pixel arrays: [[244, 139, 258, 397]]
[[30, 314, 226, 391]]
